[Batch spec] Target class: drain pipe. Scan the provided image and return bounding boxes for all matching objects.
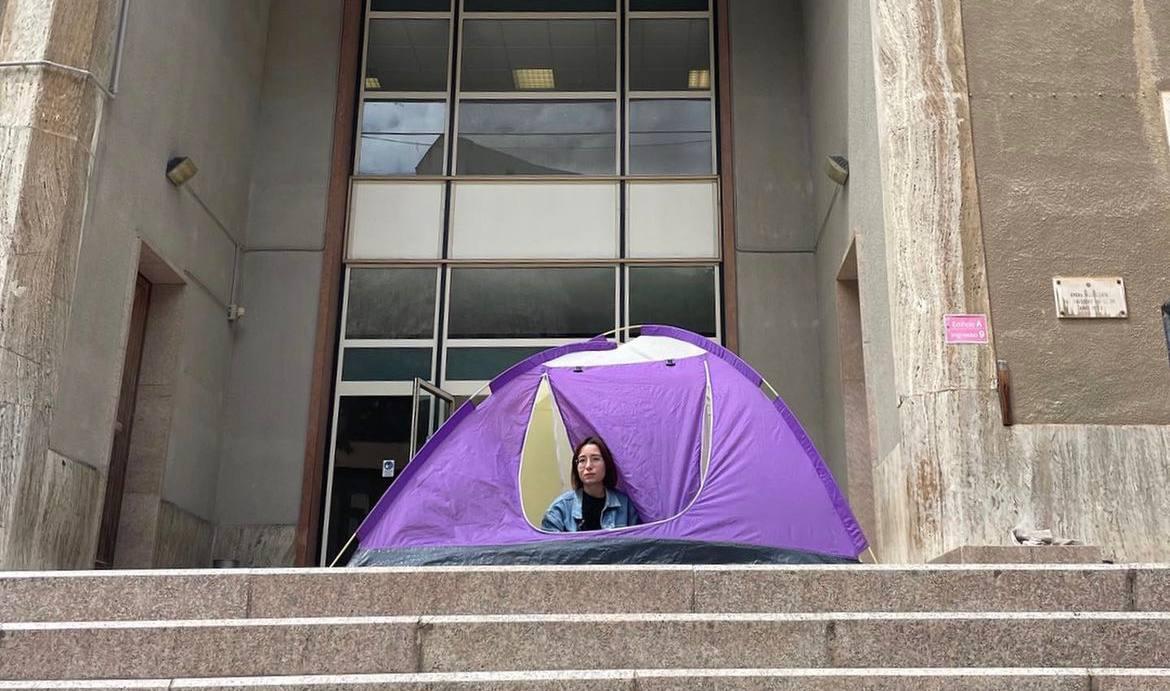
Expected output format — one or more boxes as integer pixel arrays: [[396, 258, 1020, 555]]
[[110, 0, 130, 94]]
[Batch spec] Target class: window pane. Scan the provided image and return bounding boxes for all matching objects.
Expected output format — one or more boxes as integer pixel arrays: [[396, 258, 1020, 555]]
[[456, 100, 616, 175], [464, 0, 615, 11], [629, 99, 712, 174], [348, 181, 444, 259], [371, 0, 450, 10], [448, 267, 615, 338], [342, 348, 433, 381], [629, 19, 710, 91], [449, 182, 618, 259], [346, 268, 437, 339], [359, 101, 446, 175], [366, 19, 449, 92], [627, 181, 717, 258], [461, 20, 616, 92], [629, 0, 707, 10], [445, 346, 547, 380], [628, 266, 716, 337]]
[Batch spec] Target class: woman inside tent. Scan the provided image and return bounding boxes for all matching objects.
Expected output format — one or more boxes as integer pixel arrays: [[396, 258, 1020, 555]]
[[541, 436, 641, 532]]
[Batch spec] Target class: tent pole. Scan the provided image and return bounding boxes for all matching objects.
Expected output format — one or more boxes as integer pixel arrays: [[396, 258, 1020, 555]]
[[864, 546, 879, 564], [329, 532, 358, 567]]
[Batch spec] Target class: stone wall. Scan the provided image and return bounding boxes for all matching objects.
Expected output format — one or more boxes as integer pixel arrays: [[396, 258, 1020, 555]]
[[0, 0, 120, 569], [728, 0, 826, 450], [868, 0, 1170, 563], [963, 0, 1170, 425], [214, 0, 342, 564]]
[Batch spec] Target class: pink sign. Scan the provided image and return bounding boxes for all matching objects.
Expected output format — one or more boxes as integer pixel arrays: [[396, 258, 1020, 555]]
[[944, 314, 989, 345]]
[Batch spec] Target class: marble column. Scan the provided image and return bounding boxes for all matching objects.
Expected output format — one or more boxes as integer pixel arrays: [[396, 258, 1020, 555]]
[[0, 0, 120, 568]]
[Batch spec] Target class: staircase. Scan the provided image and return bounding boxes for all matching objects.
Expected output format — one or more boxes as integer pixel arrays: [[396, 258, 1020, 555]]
[[1, 564, 1169, 689]]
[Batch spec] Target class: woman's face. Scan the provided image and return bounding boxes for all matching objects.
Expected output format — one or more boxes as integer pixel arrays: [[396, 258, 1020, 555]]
[[575, 443, 606, 488]]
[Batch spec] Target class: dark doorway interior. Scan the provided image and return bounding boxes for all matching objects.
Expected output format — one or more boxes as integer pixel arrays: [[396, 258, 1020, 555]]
[[95, 274, 151, 568]]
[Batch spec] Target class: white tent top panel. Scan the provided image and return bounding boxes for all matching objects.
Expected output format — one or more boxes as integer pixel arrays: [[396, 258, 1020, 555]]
[[545, 335, 707, 368]]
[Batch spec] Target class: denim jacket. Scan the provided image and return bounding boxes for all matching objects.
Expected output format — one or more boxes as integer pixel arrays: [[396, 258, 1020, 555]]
[[540, 488, 641, 532]]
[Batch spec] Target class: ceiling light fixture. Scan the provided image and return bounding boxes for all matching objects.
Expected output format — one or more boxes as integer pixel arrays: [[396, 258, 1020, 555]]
[[365, 76, 382, 90], [687, 69, 710, 89], [513, 68, 555, 90]]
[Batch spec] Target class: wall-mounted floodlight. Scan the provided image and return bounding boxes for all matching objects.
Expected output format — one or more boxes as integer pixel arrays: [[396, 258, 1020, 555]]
[[166, 156, 198, 187], [825, 155, 849, 186]]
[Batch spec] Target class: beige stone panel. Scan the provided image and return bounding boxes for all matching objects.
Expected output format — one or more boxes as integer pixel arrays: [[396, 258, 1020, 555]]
[[875, 388, 1170, 562], [123, 387, 174, 495], [0, 125, 90, 364], [1014, 424, 1170, 563], [0, 0, 53, 62], [5, 449, 100, 569], [871, 0, 994, 398], [212, 523, 296, 567], [46, 0, 121, 80], [112, 491, 161, 568], [0, 353, 50, 567], [0, 68, 102, 145], [961, 0, 1139, 94], [153, 500, 213, 568]]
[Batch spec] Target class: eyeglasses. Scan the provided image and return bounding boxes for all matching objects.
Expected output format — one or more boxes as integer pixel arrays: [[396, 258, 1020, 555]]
[[575, 455, 604, 466]]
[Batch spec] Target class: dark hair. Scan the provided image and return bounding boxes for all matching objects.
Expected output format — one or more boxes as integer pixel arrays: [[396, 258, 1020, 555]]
[[570, 436, 619, 490]]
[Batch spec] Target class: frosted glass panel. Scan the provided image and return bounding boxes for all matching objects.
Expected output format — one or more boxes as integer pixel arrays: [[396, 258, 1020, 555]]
[[450, 182, 618, 258], [447, 267, 615, 338], [348, 181, 444, 260], [345, 268, 437, 339], [628, 266, 717, 337], [627, 181, 718, 258]]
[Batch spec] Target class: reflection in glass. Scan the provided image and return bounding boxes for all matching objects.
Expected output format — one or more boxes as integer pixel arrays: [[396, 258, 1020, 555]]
[[628, 266, 717, 337], [346, 268, 437, 339], [445, 347, 548, 381], [366, 19, 449, 92], [461, 20, 616, 92], [448, 267, 615, 338], [629, 0, 707, 9], [457, 101, 616, 175], [629, 19, 710, 91], [464, 0, 615, 11], [629, 100, 712, 175], [341, 348, 433, 381], [372, 0, 450, 9], [359, 101, 446, 175]]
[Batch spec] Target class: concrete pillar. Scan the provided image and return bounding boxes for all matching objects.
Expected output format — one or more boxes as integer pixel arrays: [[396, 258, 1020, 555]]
[[0, 0, 120, 568]]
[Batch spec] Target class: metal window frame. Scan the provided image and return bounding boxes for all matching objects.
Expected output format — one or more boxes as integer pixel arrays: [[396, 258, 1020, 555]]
[[452, 3, 622, 175], [624, 2, 716, 177], [356, 0, 456, 175], [321, 0, 725, 560], [440, 263, 620, 342], [623, 262, 723, 344], [624, 178, 721, 260], [446, 178, 621, 260], [345, 178, 447, 261], [319, 264, 444, 563]]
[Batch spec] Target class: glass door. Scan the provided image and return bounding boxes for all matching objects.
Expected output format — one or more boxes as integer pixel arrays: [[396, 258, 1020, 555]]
[[411, 377, 455, 458]]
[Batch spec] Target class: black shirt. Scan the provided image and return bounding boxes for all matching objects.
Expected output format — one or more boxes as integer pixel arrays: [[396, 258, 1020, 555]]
[[580, 491, 606, 531]]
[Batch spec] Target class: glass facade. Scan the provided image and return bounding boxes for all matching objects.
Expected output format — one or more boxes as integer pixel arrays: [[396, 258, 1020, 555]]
[[324, 0, 721, 563]]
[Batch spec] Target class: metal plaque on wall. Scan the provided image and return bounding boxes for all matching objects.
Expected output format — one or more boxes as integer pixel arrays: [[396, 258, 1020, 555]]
[[1052, 277, 1128, 319]]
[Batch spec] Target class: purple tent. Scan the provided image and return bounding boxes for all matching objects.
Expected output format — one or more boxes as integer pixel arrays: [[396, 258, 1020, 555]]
[[351, 326, 867, 565]]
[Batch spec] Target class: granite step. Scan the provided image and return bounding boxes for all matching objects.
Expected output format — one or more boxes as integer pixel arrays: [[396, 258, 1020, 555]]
[[1, 668, 1170, 690], [2, 564, 1166, 622], [3, 612, 1170, 681]]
